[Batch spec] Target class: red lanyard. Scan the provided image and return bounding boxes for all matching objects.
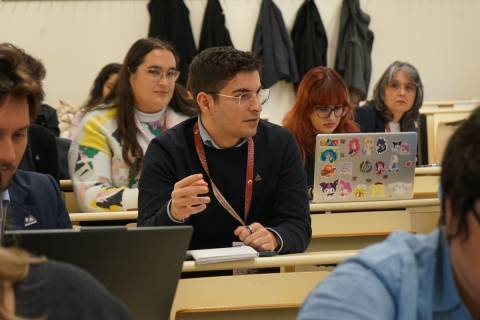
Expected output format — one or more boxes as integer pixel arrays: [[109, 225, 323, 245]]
[[193, 122, 254, 225]]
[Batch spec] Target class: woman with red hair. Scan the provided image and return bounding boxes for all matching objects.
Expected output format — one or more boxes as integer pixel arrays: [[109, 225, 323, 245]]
[[283, 66, 359, 194]]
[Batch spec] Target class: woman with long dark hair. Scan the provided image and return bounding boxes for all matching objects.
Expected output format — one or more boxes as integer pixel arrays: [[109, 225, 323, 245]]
[[283, 66, 359, 191], [68, 63, 121, 139], [69, 38, 196, 212]]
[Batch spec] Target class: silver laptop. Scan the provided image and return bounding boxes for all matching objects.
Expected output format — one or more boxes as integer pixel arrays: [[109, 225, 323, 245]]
[[313, 132, 417, 203], [6, 226, 192, 320]]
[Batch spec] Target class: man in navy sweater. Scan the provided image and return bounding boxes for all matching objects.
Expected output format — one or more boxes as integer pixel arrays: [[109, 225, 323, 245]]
[[139, 47, 311, 253], [0, 44, 71, 230]]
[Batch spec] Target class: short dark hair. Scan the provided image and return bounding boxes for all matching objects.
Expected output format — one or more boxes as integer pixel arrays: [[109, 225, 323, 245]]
[[441, 107, 480, 239], [0, 43, 43, 120], [187, 47, 260, 103], [372, 61, 424, 132]]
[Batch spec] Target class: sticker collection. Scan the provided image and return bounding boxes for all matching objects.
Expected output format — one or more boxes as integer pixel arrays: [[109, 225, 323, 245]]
[[317, 136, 413, 201]]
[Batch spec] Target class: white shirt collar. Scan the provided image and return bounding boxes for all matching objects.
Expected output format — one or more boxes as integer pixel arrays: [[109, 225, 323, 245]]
[[0, 190, 9, 203]]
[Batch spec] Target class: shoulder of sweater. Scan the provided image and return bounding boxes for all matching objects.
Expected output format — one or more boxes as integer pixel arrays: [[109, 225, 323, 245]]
[[256, 120, 295, 145], [82, 104, 117, 121], [257, 119, 291, 136]]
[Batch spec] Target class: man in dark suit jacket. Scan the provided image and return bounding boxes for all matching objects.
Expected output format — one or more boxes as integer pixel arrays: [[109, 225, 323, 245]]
[[8, 170, 71, 229], [0, 43, 71, 230]]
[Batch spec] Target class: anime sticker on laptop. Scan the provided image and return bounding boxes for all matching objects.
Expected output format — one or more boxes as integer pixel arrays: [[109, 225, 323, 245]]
[[320, 164, 336, 177], [363, 137, 375, 156], [392, 140, 411, 155], [319, 180, 338, 200], [348, 138, 360, 157], [320, 148, 338, 163], [338, 180, 353, 199], [376, 137, 387, 154], [313, 132, 417, 203]]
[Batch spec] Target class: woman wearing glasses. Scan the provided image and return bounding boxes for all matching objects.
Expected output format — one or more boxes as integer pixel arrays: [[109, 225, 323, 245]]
[[356, 61, 424, 133], [283, 66, 359, 192], [68, 38, 196, 212]]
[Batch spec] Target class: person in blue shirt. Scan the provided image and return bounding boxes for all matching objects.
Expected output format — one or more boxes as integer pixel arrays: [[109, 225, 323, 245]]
[[0, 43, 71, 229], [298, 107, 480, 319]]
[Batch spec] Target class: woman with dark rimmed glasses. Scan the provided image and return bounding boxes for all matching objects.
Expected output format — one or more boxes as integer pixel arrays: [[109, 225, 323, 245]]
[[283, 66, 359, 192]]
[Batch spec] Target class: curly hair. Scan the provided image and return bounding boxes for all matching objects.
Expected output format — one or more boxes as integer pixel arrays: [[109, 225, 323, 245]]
[[0, 43, 43, 120]]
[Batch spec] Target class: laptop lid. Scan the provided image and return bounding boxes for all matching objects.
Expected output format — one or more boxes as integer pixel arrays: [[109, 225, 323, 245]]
[[313, 132, 417, 203], [7, 226, 192, 320]]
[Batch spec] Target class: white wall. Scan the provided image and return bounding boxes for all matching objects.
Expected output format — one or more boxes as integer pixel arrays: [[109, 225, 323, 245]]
[[1, 0, 479, 124]]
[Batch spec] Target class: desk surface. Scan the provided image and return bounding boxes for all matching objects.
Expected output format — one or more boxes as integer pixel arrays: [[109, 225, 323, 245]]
[[414, 166, 440, 175], [182, 250, 356, 273], [309, 197, 439, 213], [60, 167, 440, 193], [172, 270, 329, 320], [69, 197, 440, 221]]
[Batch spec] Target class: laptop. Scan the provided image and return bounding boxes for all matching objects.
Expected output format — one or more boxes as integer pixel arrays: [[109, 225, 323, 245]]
[[6, 226, 192, 320], [313, 132, 417, 203]]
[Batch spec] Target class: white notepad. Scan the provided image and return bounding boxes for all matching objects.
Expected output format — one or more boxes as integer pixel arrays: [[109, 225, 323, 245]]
[[188, 246, 258, 264]]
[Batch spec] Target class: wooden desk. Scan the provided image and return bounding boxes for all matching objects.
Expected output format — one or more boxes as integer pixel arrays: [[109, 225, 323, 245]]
[[414, 166, 441, 175], [182, 250, 356, 273], [60, 179, 72, 191], [67, 175, 439, 218], [422, 99, 480, 107], [308, 198, 440, 251], [310, 198, 439, 213], [413, 175, 439, 198], [420, 105, 476, 164], [69, 211, 138, 223], [171, 271, 329, 320]]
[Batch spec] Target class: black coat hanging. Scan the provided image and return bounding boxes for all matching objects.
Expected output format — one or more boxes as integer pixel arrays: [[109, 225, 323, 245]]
[[291, 0, 328, 86], [147, 0, 197, 85], [252, 0, 299, 88], [199, 0, 234, 51]]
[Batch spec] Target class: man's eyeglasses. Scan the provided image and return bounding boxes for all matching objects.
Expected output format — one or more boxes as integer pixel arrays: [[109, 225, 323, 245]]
[[387, 80, 417, 94], [144, 67, 180, 83], [314, 105, 347, 118], [212, 88, 270, 107]]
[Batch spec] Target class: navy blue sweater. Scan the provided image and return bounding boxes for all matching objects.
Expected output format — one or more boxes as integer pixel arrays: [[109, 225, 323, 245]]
[[138, 117, 311, 253]]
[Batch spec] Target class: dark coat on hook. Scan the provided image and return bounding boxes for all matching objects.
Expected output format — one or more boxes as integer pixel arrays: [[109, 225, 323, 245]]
[[148, 0, 197, 85], [252, 0, 299, 88], [335, 0, 374, 101], [199, 0, 234, 51], [291, 0, 328, 86]]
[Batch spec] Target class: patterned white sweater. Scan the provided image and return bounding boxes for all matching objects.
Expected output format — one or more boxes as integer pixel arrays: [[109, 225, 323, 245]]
[[68, 104, 189, 212]]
